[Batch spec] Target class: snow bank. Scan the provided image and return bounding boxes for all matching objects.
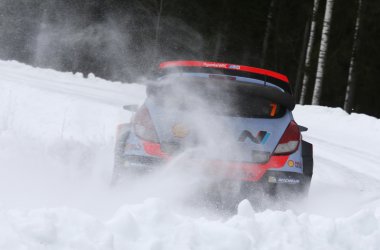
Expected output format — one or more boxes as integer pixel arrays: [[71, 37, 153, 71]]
[[0, 60, 380, 249], [0, 60, 145, 217], [0, 60, 145, 143], [0, 208, 113, 250], [293, 105, 380, 216], [0, 60, 145, 182], [1, 199, 379, 250]]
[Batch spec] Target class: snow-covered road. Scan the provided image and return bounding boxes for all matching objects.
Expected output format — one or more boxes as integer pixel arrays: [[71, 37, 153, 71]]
[[0, 60, 379, 249]]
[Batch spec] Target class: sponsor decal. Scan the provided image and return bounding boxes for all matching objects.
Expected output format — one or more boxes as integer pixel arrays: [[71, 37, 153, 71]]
[[238, 130, 270, 144], [287, 160, 302, 168], [268, 176, 300, 184], [277, 177, 300, 184], [228, 64, 241, 70], [268, 176, 277, 183], [203, 62, 227, 68], [288, 160, 295, 167], [172, 123, 189, 138]]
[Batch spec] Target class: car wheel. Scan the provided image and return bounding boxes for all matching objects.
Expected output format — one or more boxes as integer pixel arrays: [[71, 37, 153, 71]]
[[111, 124, 130, 184]]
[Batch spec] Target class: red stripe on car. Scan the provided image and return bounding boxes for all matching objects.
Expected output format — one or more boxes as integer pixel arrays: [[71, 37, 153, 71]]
[[208, 155, 289, 181], [142, 140, 289, 182], [159, 60, 289, 83]]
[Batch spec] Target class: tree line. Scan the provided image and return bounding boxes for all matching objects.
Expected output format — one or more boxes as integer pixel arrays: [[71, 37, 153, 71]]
[[0, 0, 379, 117]]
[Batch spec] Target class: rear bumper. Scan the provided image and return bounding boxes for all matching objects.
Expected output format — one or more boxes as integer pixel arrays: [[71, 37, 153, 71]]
[[122, 139, 310, 182], [129, 141, 301, 181], [121, 152, 303, 182]]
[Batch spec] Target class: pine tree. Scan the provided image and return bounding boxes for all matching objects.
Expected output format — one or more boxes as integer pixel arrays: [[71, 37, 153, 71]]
[[294, 19, 311, 101], [261, 0, 277, 68]]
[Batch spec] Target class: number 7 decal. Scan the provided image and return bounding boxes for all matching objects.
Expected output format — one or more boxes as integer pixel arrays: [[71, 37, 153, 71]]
[[270, 103, 277, 117]]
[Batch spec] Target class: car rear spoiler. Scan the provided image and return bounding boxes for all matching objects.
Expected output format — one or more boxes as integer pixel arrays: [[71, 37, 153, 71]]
[[143, 77, 296, 111], [158, 60, 292, 93]]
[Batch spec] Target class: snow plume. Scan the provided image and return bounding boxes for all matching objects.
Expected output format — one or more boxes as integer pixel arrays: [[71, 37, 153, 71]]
[[0, 60, 145, 217], [33, 16, 133, 81], [118, 75, 271, 211], [0, 0, 204, 81], [0, 0, 132, 79], [32, 14, 204, 81]]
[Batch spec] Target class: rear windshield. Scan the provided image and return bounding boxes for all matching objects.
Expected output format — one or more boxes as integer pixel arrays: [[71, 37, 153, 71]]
[[147, 81, 286, 118]]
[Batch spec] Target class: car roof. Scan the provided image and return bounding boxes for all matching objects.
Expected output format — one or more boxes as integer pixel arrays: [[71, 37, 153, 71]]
[[158, 60, 291, 93]]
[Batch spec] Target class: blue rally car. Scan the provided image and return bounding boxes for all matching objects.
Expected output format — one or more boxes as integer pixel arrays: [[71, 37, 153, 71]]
[[114, 61, 313, 201]]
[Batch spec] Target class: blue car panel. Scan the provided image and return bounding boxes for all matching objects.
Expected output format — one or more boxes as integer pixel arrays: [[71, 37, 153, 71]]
[[115, 61, 312, 192]]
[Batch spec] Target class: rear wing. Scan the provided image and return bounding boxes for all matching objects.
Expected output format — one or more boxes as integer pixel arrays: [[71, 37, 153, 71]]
[[158, 60, 291, 93], [146, 76, 296, 111]]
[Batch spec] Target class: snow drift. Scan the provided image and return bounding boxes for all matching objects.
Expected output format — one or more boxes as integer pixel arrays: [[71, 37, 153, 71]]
[[0, 60, 379, 249]]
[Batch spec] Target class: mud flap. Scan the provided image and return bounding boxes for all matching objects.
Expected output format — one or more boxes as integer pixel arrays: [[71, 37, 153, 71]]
[[302, 140, 313, 178]]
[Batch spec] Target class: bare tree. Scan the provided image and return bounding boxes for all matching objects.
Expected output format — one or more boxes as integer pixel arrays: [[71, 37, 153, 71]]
[[299, 0, 320, 105], [261, 0, 277, 68], [344, 0, 363, 113], [132, 0, 165, 63], [294, 19, 311, 101], [311, 0, 335, 105], [155, 0, 164, 46], [213, 0, 229, 61]]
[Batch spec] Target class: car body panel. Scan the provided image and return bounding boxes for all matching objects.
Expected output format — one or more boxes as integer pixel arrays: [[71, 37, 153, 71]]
[[148, 101, 293, 162], [118, 63, 310, 184]]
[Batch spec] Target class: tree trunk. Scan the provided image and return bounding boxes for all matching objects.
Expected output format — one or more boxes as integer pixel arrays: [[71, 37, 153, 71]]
[[344, 0, 363, 113], [213, 0, 228, 61], [294, 19, 311, 101], [299, 0, 320, 105], [154, 0, 163, 43], [311, 0, 335, 105], [213, 31, 223, 61], [261, 0, 277, 68], [153, 0, 163, 63]]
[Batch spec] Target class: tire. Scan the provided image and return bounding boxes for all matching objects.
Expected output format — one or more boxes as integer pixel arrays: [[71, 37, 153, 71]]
[[301, 140, 313, 196], [201, 180, 244, 213], [111, 124, 130, 184], [302, 140, 314, 178]]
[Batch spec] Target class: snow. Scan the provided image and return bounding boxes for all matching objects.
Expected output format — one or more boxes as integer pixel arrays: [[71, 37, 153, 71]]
[[0, 60, 379, 249]]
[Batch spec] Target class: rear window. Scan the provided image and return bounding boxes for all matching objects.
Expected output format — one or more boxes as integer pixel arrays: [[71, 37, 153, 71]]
[[147, 81, 286, 118]]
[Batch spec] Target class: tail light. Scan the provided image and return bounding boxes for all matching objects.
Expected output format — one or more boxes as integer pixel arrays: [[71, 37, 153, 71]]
[[133, 105, 159, 143], [274, 120, 300, 155]]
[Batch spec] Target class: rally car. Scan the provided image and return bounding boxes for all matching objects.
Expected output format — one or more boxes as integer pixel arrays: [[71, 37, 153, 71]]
[[114, 61, 313, 202]]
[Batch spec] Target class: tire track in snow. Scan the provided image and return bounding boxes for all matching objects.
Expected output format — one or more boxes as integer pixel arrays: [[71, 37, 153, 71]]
[[0, 65, 144, 107], [306, 135, 379, 162]]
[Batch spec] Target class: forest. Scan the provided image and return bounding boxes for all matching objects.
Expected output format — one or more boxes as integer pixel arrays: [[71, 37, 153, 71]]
[[0, 0, 379, 117]]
